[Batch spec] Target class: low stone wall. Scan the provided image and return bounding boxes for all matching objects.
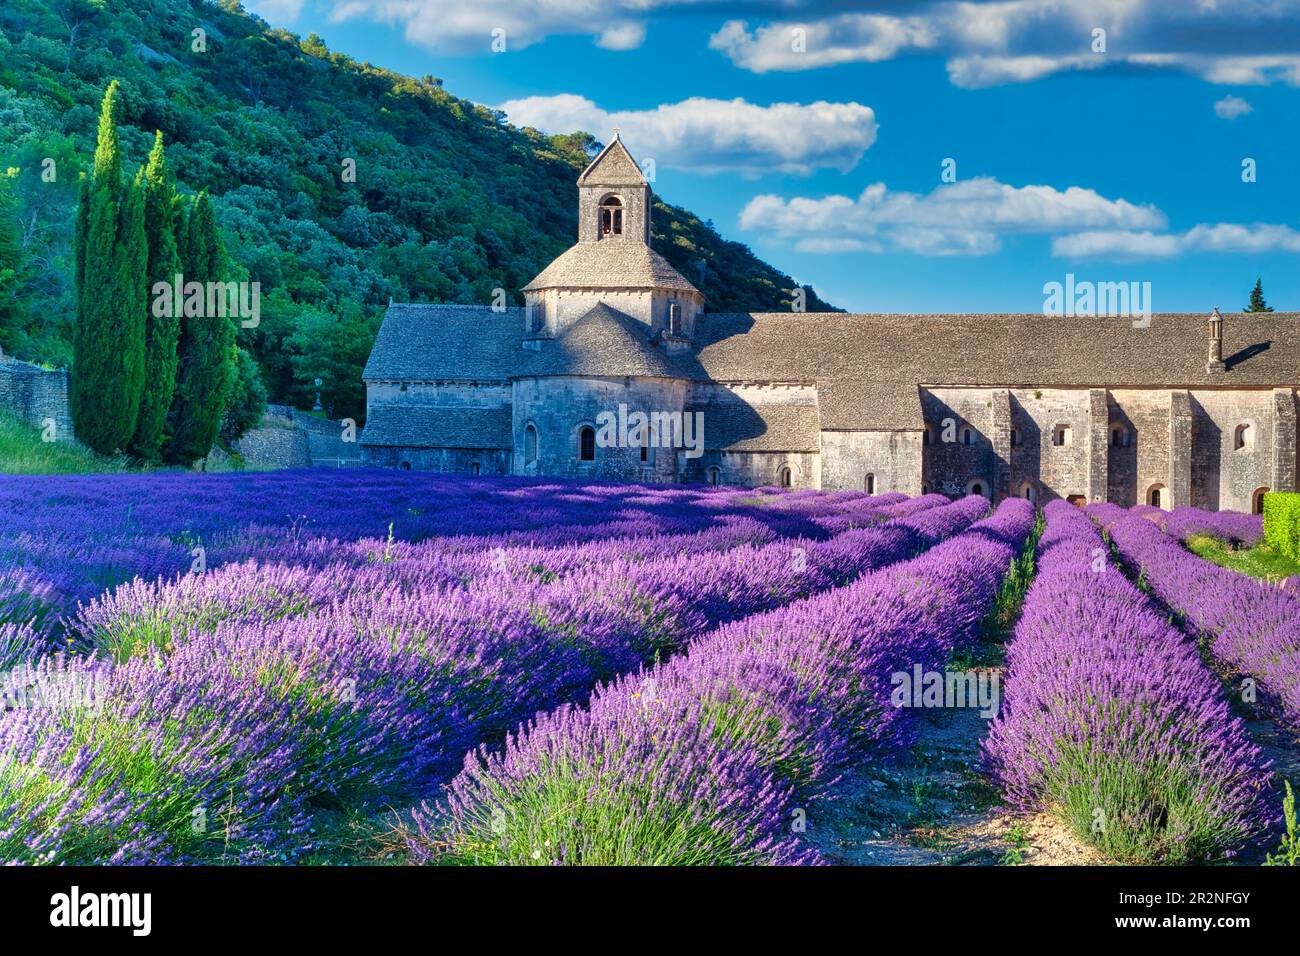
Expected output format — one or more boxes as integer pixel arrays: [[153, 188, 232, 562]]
[[232, 421, 312, 469], [0, 356, 73, 440]]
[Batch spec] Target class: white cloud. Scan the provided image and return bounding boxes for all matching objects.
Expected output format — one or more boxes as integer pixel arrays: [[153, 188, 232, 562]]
[[1052, 223, 1300, 259], [499, 95, 878, 175], [1214, 95, 1253, 119], [740, 177, 1165, 255], [708, 15, 938, 73], [312, 1, 1300, 88], [707, 0, 1300, 87]]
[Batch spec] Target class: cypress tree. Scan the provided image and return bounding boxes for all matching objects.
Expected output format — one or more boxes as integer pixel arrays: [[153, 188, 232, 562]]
[[130, 131, 182, 460], [71, 80, 146, 455], [1243, 278, 1274, 313], [165, 191, 235, 465]]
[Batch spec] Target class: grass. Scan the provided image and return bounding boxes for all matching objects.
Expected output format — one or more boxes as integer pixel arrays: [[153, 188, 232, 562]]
[[0, 412, 131, 474], [1185, 533, 1300, 584]]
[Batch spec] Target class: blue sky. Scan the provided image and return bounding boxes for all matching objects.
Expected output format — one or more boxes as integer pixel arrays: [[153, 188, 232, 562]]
[[247, 1, 1300, 314]]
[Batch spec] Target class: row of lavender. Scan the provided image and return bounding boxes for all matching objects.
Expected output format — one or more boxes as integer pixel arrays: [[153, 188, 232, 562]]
[[1091, 502, 1300, 730], [0, 470, 899, 623], [985, 501, 1271, 863], [0, 481, 968, 862], [403, 497, 1032, 865], [1150, 505, 1265, 548]]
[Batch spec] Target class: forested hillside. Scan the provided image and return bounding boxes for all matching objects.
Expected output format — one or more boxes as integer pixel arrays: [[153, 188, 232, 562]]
[[0, 0, 837, 423]]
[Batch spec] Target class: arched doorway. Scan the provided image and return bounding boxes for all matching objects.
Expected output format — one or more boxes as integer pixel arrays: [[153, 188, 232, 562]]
[[778, 465, 793, 489], [1253, 487, 1270, 515], [966, 478, 987, 498], [1147, 483, 1167, 509], [864, 473, 875, 494]]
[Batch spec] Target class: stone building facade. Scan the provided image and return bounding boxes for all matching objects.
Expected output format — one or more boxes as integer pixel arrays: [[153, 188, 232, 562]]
[[361, 135, 1300, 512]]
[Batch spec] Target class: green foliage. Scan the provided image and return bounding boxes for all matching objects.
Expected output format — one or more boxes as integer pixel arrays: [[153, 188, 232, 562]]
[[219, 345, 266, 443], [0, 175, 29, 352], [164, 191, 235, 464], [1185, 533, 1300, 585], [1264, 780, 1300, 866], [130, 129, 181, 460], [1262, 491, 1300, 561], [0, 0, 837, 422], [71, 80, 146, 455], [1244, 277, 1274, 313]]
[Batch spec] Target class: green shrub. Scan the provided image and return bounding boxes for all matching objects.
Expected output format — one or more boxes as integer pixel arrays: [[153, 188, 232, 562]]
[[1263, 492, 1300, 560]]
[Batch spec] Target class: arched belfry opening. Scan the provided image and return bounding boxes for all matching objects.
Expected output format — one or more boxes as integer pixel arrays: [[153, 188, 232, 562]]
[[599, 195, 623, 238]]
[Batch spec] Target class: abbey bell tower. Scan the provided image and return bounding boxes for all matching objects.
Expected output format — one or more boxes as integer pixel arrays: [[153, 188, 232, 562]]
[[576, 131, 651, 244]]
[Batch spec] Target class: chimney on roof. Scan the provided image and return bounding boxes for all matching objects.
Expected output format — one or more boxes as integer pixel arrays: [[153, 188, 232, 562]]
[[1206, 306, 1226, 374]]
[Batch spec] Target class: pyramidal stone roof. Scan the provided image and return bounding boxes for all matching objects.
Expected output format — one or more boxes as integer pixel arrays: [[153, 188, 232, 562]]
[[521, 303, 684, 379], [577, 133, 647, 187], [522, 240, 700, 294]]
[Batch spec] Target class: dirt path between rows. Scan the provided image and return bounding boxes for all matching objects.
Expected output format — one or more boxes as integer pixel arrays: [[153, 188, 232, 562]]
[[802, 679, 1104, 866]]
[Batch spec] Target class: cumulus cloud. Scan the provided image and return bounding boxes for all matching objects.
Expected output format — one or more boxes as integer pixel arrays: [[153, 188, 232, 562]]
[[740, 177, 1165, 256], [1052, 223, 1300, 260], [1214, 95, 1253, 119], [499, 95, 878, 175], [706, 0, 1300, 87]]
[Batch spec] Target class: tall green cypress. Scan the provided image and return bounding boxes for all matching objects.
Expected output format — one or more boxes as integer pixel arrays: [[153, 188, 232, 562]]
[[71, 80, 146, 455], [165, 191, 235, 465], [130, 131, 182, 460]]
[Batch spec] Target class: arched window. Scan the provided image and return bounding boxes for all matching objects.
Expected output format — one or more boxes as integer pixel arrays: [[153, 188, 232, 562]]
[[599, 196, 623, 238], [706, 466, 720, 486], [1253, 487, 1270, 515], [399, 460, 412, 471], [1052, 424, 1072, 447], [778, 465, 792, 488], [864, 473, 875, 494], [579, 425, 596, 461], [960, 426, 976, 446], [469, 462, 481, 476], [1234, 423, 1253, 450], [1010, 428, 1021, 447], [967, 479, 986, 498], [1147, 483, 1167, 509], [524, 424, 538, 465], [1110, 424, 1128, 448]]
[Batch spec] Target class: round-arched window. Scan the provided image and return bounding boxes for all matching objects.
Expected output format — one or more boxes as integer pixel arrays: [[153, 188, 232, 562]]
[[599, 196, 623, 237], [579, 425, 596, 462]]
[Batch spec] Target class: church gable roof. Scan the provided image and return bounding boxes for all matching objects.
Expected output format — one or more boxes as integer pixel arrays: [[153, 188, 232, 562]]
[[684, 311, 1300, 386], [577, 134, 647, 187], [363, 304, 525, 382], [521, 304, 684, 379], [521, 240, 699, 294]]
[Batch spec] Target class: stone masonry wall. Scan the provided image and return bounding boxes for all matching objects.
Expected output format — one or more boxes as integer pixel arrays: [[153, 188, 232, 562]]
[[820, 430, 921, 494], [0, 358, 73, 440]]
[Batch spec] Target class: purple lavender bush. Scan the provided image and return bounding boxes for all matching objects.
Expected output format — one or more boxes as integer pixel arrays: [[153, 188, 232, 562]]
[[405, 497, 1029, 865], [1093, 504, 1300, 730], [985, 500, 1271, 863], [0, 475, 966, 864]]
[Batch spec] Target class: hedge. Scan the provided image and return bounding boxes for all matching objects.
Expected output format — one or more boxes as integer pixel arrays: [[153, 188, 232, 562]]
[[1262, 492, 1300, 560]]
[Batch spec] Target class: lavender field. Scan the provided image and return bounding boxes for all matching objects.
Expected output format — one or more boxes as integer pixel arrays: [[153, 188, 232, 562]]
[[0, 471, 1295, 866]]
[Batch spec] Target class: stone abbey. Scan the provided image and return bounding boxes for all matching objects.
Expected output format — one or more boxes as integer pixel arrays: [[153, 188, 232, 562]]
[[361, 134, 1300, 512]]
